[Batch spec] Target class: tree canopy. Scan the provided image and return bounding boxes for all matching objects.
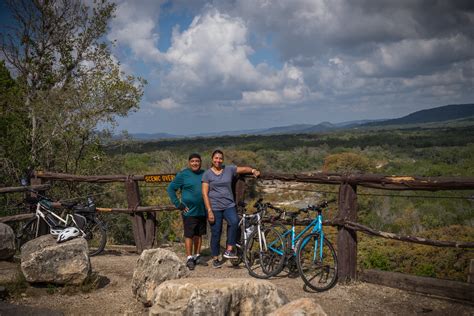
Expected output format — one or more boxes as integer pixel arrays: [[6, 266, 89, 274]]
[[0, 0, 145, 184]]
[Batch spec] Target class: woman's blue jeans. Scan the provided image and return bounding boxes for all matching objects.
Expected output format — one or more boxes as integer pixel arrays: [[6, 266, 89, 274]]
[[210, 206, 239, 257]]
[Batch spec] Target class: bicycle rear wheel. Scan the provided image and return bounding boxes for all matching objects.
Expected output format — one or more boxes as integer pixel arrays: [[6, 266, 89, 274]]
[[84, 218, 107, 256], [243, 226, 286, 279], [296, 232, 338, 291]]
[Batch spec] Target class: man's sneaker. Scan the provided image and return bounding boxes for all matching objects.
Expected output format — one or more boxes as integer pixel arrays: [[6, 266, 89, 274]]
[[194, 255, 209, 266], [223, 250, 238, 259], [186, 257, 195, 270], [212, 259, 224, 269]]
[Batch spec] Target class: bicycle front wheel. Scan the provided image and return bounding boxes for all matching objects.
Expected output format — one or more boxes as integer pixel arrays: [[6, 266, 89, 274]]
[[243, 226, 286, 279], [296, 232, 338, 291], [16, 218, 38, 250], [84, 218, 107, 256]]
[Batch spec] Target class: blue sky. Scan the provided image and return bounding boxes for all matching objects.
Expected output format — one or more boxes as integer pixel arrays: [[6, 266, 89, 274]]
[[3, 1, 474, 135]]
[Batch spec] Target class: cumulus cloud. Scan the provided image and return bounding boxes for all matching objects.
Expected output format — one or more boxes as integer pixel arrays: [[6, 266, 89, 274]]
[[108, 0, 164, 62], [153, 97, 181, 109], [157, 9, 309, 108]]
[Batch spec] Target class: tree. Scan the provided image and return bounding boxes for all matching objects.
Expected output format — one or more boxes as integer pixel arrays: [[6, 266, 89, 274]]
[[0, 0, 145, 179], [323, 152, 372, 173], [0, 60, 29, 184]]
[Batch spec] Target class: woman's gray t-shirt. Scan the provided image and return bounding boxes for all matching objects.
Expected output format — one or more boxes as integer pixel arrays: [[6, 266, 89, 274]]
[[202, 165, 237, 211]]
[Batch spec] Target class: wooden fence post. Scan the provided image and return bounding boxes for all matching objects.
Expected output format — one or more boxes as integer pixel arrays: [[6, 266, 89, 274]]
[[234, 176, 247, 207], [337, 182, 358, 283], [144, 211, 157, 249], [125, 178, 146, 253], [29, 176, 49, 236]]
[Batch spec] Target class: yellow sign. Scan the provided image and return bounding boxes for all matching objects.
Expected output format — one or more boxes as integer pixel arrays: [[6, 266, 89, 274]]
[[144, 174, 176, 183]]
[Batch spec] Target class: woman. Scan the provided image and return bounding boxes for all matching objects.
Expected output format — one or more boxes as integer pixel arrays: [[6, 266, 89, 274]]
[[202, 149, 260, 268]]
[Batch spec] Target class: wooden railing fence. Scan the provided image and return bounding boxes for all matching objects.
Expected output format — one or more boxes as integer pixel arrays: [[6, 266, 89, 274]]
[[1, 170, 473, 301]]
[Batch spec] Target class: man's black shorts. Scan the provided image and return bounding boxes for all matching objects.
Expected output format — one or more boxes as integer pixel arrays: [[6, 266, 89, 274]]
[[182, 215, 207, 238]]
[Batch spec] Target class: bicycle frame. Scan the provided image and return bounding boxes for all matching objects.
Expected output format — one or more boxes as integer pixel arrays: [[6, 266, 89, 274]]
[[268, 211, 325, 258], [32, 200, 85, 237], [237, 211, 263, 250]]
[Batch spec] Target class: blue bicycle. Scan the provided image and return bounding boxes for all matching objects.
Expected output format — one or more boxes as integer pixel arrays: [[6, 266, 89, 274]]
[[266, 199, 338, 291]]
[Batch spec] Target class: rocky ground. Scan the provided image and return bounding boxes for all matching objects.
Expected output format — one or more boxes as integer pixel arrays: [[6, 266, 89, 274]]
[[1, 244, 473, 315]]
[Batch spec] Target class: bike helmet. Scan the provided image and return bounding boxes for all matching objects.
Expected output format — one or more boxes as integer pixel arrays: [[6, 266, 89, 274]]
[[57, 227, 81, 243]]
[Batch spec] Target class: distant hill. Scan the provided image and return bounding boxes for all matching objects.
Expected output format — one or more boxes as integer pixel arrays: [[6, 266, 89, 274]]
[[365, 103, 474, 126], [124, 103, 474, 140], [123, 132, 178, 140]]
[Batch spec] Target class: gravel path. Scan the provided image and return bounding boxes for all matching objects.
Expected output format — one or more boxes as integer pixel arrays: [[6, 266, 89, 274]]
[[4, 246, 474, 315]]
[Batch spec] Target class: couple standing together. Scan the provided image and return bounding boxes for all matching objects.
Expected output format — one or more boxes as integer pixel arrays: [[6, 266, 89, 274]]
[[167, 150, 260, 270]]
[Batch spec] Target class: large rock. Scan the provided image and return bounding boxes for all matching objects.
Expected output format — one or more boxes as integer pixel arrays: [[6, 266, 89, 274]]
[[20, 234, 90, 285], [132, 248, 188, 306], [269, 298, 327, 316], [150, 278, 289, 315], [0, 223, 16, 260]]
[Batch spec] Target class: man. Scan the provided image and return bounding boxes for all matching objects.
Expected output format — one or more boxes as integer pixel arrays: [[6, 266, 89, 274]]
[[167, 153, 208, 270]]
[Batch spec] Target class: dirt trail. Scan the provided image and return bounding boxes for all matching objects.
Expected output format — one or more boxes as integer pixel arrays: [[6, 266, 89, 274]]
[[3, 246, 474, 315]]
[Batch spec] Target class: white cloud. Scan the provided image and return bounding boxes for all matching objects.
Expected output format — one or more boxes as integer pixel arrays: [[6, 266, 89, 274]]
[[108, 1, 164, 62], [153, 98, 181, 109], [242, 90, 280, 105], [158, 9, 310, 108]]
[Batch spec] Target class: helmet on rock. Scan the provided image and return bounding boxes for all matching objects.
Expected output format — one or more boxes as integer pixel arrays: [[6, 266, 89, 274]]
[[57, 227, 81, 243]]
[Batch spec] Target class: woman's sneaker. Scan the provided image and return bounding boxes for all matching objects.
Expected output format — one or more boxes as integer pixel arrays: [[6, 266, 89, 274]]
[[223, 250, 238, 259], [212, 259, 224, 269]]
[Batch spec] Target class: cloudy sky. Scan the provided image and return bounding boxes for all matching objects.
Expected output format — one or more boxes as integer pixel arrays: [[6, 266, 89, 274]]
[[6, 1, 474, 135]]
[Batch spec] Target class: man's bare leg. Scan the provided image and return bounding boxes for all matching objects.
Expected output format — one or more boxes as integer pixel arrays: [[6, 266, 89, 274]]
[[193, 235, 202, 255], [185, 237, 193, 257]]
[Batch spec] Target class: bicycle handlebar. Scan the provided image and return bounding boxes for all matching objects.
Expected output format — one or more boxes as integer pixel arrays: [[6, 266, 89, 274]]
[[299, 198, 336, 213]]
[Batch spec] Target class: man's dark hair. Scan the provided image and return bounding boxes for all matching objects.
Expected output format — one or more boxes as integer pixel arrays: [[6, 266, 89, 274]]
[[188, 153, 201, 161], [211, 149, 224, 158]]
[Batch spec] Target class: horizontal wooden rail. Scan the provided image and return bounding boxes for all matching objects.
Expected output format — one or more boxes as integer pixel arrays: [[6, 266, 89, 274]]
[[34, 171, 143, 183], [360, 269, 474, 302], [343, 220, 474, 248], [33, 171, 474, 190], [0, 184, 51, 194], [96, 205, 177, 213], [260, 173, 474, 190], [0, 213, 35, 223]]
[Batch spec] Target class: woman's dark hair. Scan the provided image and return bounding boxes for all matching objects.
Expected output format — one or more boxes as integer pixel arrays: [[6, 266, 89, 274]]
[[211, 149, 224, 158]]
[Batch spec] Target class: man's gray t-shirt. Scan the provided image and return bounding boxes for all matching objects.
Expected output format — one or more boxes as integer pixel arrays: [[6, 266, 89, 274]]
[[202, 165, 237, 211]]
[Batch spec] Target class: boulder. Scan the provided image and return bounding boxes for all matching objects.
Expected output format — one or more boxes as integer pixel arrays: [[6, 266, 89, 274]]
[[150, 277, 289, 315], [20, 234, 90, 285], [0, 223, 16, 260], [132, 248, 188, 306], [269, 298, 327, 316]]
